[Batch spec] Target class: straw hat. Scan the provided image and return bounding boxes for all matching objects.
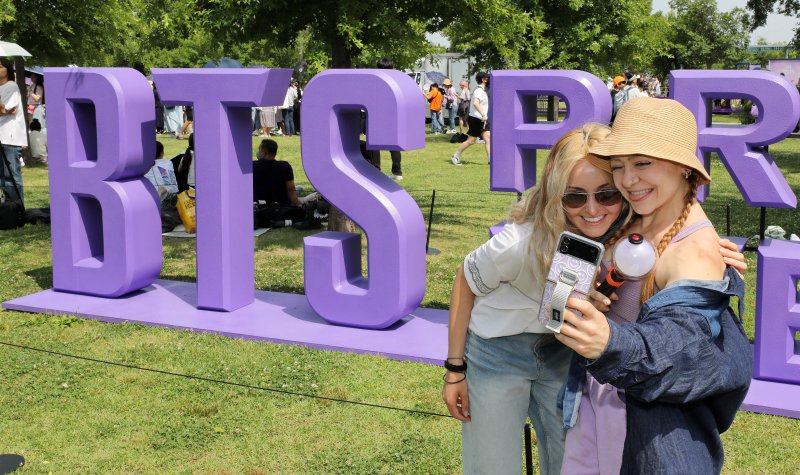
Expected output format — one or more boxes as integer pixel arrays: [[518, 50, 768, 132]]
[[587, 97, 710, 184], [443, 78, 452, 86]]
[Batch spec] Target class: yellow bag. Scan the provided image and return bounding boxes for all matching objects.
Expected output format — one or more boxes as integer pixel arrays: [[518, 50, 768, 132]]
[[176, 189, 196, 233]]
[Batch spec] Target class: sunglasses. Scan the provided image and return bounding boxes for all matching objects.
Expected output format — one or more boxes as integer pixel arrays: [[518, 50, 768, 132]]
[[562, 189, 622, 208]]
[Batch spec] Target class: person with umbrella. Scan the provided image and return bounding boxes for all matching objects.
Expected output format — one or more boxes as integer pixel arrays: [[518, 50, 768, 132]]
[[423, 82, 444, 134], [0, 57, 26, 202]]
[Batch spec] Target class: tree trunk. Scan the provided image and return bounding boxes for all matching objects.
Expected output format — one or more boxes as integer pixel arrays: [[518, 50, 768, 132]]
[[327, 29, 358, 233]]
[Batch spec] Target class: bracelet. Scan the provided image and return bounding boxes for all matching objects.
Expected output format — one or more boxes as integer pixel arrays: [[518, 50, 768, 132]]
[[443, 372, 467, 384], [446, 356, 464, 361], [444, 359, 468, 373]]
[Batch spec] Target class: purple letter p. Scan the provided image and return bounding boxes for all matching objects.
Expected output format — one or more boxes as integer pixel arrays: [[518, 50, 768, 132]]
[[490, 71, 612, 192]]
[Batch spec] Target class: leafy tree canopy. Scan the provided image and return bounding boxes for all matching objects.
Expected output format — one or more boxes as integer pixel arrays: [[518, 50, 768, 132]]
[[747, 0, 800, 46]]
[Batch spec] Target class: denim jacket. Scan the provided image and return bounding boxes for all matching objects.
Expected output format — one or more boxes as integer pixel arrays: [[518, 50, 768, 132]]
[[563, 267, 752, 474]]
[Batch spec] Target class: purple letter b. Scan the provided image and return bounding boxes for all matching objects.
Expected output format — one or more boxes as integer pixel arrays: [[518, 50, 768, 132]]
[[46, 68, 162, 297]]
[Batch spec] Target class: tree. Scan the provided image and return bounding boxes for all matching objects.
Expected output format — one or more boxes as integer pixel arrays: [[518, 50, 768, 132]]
[[650, 0, 750, 73], [0, 0, 142, 66], [204, 0, 444, 71], [444, 0, 652, 78], [747, 0, 800, 47]]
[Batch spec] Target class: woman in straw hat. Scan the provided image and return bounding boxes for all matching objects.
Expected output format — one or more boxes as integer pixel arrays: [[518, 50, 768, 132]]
[[441, 119, 745, 474], [554, 97, 752, 474]]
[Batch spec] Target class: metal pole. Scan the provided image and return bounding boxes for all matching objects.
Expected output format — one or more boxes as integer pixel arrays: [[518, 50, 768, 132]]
[[760, 207, 767, 242], [524, 423, 533, 475], [725, 204, 731, 238], [426, 189, 440, 255], [547, 96, 557, 122]]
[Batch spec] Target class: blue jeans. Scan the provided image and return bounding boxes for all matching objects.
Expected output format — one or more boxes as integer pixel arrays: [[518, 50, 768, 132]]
[[284, 106, 295, 136], [462, 331, 570, 475], [430, 110, 443, 133], [449, 103, 458, 130], [0, 144, 23, 203]]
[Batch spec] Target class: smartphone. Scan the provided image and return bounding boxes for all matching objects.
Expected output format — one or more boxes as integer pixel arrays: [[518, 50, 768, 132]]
[[538, 231, 604, 333]]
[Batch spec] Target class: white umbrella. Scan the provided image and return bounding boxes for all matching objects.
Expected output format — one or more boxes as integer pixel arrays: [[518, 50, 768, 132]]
[[0, 40, 31, 57]]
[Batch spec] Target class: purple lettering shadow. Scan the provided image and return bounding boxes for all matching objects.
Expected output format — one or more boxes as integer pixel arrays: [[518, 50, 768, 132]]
[[152, 68, 293, 311], [301, 70, 426, 329], [45, 68, 162, 297], [490, 70, 612, 192], [671, 70, 800, 206]]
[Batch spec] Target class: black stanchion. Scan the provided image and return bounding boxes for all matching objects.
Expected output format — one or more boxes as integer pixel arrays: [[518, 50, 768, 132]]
[[725, 203, 731, 238], [426, 189, 440, 255], [0, 454, 24, 473], [524, 423, 534, 475], [760, 207, 767, 242]]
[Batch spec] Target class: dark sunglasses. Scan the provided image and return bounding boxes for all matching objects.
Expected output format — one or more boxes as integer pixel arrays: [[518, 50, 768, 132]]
[[562, 189, 622, 208]]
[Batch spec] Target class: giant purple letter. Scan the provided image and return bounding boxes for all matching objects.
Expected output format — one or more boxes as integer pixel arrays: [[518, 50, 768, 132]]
[[671, 70, 800, 206], [301, 70, 426, 329], [755, 239, 800, 384], [46, 68, 162, 296], [490, 71, 612, 192], [152, 68, 292, 311]]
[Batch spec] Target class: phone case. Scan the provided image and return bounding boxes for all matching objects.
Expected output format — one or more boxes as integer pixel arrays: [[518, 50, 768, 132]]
[[538, 232, 604, 328]]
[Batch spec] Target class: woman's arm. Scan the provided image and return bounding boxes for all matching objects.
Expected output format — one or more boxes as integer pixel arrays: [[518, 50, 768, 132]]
[[558, 297, 751, 404], [442, 264, 475, 422]]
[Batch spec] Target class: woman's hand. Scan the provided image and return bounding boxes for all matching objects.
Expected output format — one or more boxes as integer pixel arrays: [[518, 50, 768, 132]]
[[442, 371, 470, 421], [719, 238, 747, 277], [554, 298, 611, 360], [588, 287, 616, 313]]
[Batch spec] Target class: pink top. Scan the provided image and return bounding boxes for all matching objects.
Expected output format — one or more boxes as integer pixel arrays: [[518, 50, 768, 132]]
[[561, 220, 713, 475]]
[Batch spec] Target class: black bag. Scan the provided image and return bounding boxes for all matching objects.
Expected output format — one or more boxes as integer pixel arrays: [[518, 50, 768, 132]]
[[449, 132, 469, 143], [0, 195, 24, 230], [0, 144, 24, 230]]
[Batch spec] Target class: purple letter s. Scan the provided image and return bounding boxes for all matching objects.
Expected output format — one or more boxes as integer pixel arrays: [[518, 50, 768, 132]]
[[301, 70, 426, 329]]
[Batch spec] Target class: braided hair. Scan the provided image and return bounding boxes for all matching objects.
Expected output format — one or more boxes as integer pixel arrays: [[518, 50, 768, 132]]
[[606, 172, 700, 304]]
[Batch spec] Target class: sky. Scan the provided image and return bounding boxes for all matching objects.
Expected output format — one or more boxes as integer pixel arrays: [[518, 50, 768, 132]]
[[650, 0, 796, 44]]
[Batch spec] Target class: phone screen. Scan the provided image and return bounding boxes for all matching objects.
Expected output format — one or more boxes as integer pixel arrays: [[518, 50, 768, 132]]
[[559, 234, 601, 263]]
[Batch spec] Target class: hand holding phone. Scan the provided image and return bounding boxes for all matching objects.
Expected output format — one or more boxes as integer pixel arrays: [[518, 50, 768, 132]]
[[539, 231, 604, 333]]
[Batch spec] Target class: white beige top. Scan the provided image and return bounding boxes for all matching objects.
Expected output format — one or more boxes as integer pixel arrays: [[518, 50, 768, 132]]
[[0, 81, 27, 147], [463, 221, 550, 338]]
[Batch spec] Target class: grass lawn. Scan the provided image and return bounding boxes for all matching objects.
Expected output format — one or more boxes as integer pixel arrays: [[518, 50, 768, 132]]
[[2, 124, 800, 473]]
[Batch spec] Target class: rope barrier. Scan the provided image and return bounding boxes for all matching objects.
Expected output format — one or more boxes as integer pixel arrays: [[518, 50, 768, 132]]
[[0, 340, 452, 419]]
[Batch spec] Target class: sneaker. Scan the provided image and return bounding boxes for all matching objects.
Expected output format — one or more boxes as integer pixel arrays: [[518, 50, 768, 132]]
[[446, 129, 457, 134], [476, 138, 484, 144], [451, 155, 462, 166], [391, 174, 403, 181]]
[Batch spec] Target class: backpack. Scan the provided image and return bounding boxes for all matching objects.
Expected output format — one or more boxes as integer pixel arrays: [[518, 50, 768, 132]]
[[449, 132, 469, 143]]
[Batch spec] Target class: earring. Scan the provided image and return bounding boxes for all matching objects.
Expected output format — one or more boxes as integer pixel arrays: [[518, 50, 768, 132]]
[[682, 169, 691, 179]]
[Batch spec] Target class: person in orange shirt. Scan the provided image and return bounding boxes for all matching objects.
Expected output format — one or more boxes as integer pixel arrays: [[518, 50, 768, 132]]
[[424, 83, 444, 134]]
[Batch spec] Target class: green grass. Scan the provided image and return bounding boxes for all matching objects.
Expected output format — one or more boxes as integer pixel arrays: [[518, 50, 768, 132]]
[[2, 128, 800, 473]]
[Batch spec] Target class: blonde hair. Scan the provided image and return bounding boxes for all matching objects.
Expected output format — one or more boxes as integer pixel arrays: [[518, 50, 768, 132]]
[[509, 123, 613, 283]]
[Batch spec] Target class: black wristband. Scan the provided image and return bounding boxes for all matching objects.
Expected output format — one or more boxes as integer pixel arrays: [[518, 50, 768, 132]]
[[443, 372, 467, 384], [444, 359, 467, 373]]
